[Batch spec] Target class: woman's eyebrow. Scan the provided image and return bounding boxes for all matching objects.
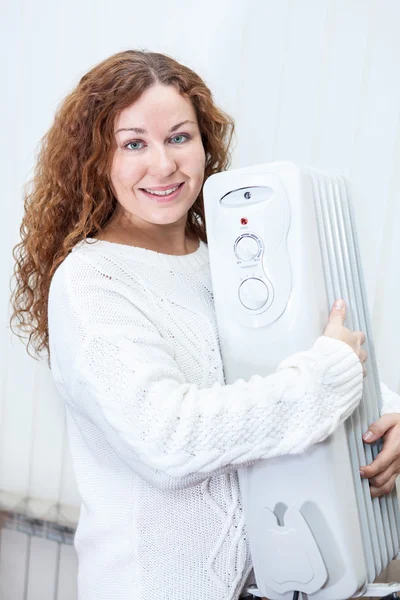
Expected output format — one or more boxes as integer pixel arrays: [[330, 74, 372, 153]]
[[115, 120, 197, 135]]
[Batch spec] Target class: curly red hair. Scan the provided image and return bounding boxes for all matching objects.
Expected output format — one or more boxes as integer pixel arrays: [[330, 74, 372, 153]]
[[10, 50, 235, 362]]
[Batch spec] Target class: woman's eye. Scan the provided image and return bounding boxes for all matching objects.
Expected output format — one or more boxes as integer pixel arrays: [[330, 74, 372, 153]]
[[125, 140, 145, 150], [124, 135, 189, 150], [170, 134, 189, 144]]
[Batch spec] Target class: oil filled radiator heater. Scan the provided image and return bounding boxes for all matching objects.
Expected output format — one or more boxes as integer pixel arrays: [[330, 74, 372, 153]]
[[203, 162, 400, 600]]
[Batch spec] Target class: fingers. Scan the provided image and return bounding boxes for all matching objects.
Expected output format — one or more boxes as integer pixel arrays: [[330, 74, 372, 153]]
[[370, 473, 398, 498], [369, 461, 398, 488], [359, 348, 368, 378], [328, 299, 346, 325], [349, 328, 367, 376], [360, 418, 400, 496], [362, 414, 400, 444], [348, 330, 366, 346], [353, 331, 366, 353], [357, 332, 367, 345], [360, 447, 393, 479]]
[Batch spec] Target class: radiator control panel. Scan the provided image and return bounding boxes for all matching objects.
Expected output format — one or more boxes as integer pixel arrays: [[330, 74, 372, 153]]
[[239, 277, 269, 310], [234, 234, 262, 261]]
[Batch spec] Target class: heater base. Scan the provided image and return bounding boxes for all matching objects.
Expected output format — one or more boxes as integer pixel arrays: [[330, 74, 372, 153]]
[[243, 582, 400, 599]]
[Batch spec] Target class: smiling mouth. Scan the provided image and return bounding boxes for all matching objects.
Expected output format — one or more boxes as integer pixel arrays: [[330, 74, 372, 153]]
[[140, 182, 185, 197]]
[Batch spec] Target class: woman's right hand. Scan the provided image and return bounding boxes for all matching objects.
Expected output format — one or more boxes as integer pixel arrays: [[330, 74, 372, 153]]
[[323, 299, 368, 377]]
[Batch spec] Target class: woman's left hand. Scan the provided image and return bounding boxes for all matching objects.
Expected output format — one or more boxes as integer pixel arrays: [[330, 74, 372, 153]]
[[360, 413, 400, 498]]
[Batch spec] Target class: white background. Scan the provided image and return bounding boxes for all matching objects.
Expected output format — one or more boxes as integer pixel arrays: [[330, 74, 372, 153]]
[[1, 0, 399, 598]]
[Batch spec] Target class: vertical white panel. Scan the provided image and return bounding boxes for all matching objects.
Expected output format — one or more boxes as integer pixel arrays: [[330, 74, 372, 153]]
[[371, 117, 400, 390], [28, 362, 66, 517], [233, 0, 290, 168], [0, 340, 36, 504], [26, 537, 58, 600], [0, 0, 26, 509], [174, 0, 246, 117], [348, 1, 400, 311], [311, 0, 372, 172], [270, 0, 331, 162], [0, 529, 29, 600], [56, 544, 78, 600]]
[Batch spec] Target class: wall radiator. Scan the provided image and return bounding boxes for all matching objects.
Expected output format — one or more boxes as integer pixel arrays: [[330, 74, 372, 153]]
[[0, 371, 79, 600], [203, 161, 400, 600], [0, 510, 77, 600]]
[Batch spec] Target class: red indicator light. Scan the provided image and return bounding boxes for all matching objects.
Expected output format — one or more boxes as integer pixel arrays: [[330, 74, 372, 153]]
[[241, 218, 248, 225]]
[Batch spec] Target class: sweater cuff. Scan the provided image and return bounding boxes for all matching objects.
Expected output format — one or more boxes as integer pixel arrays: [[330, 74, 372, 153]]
[[277, 335, 363, 397]]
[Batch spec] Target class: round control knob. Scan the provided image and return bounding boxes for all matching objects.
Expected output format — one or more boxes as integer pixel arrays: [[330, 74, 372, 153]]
[[235, 236, 259, 261], [239, 278, 269, 310]]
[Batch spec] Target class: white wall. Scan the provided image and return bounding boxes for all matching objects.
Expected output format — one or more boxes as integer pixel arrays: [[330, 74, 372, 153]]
[[1, 0, 399, 597]]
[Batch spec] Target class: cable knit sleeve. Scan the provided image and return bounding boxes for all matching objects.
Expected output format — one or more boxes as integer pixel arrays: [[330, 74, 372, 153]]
[[48, 252, 364, 489], [380, 381, 400, 415]]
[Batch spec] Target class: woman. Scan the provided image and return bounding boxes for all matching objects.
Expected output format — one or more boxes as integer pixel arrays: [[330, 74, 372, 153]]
[[10, 50, 400, 600]]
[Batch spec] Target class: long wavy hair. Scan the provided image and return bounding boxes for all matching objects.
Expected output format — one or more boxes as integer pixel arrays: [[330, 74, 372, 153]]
[[10, 50, 235, 362]]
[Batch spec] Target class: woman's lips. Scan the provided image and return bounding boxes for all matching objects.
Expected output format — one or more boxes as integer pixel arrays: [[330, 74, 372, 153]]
[[139, 182, 185, 202]]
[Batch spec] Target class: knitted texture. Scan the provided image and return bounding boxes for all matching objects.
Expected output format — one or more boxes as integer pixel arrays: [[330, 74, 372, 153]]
[[380, 381, 400, 415], [48, 237, 385, 600]]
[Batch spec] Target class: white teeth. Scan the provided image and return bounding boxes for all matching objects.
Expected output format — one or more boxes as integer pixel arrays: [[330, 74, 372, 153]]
[[144, 185, 180, 196]]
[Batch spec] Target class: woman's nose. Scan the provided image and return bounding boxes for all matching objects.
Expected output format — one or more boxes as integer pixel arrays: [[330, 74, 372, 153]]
[[147, 146, 177, 178]]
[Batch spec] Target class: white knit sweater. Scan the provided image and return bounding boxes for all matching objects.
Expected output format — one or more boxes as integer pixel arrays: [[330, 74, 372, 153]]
[[47, 237, 399, 600]]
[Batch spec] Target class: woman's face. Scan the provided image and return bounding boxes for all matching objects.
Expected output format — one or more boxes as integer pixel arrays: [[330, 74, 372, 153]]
[[110, 84, 206, 231]]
